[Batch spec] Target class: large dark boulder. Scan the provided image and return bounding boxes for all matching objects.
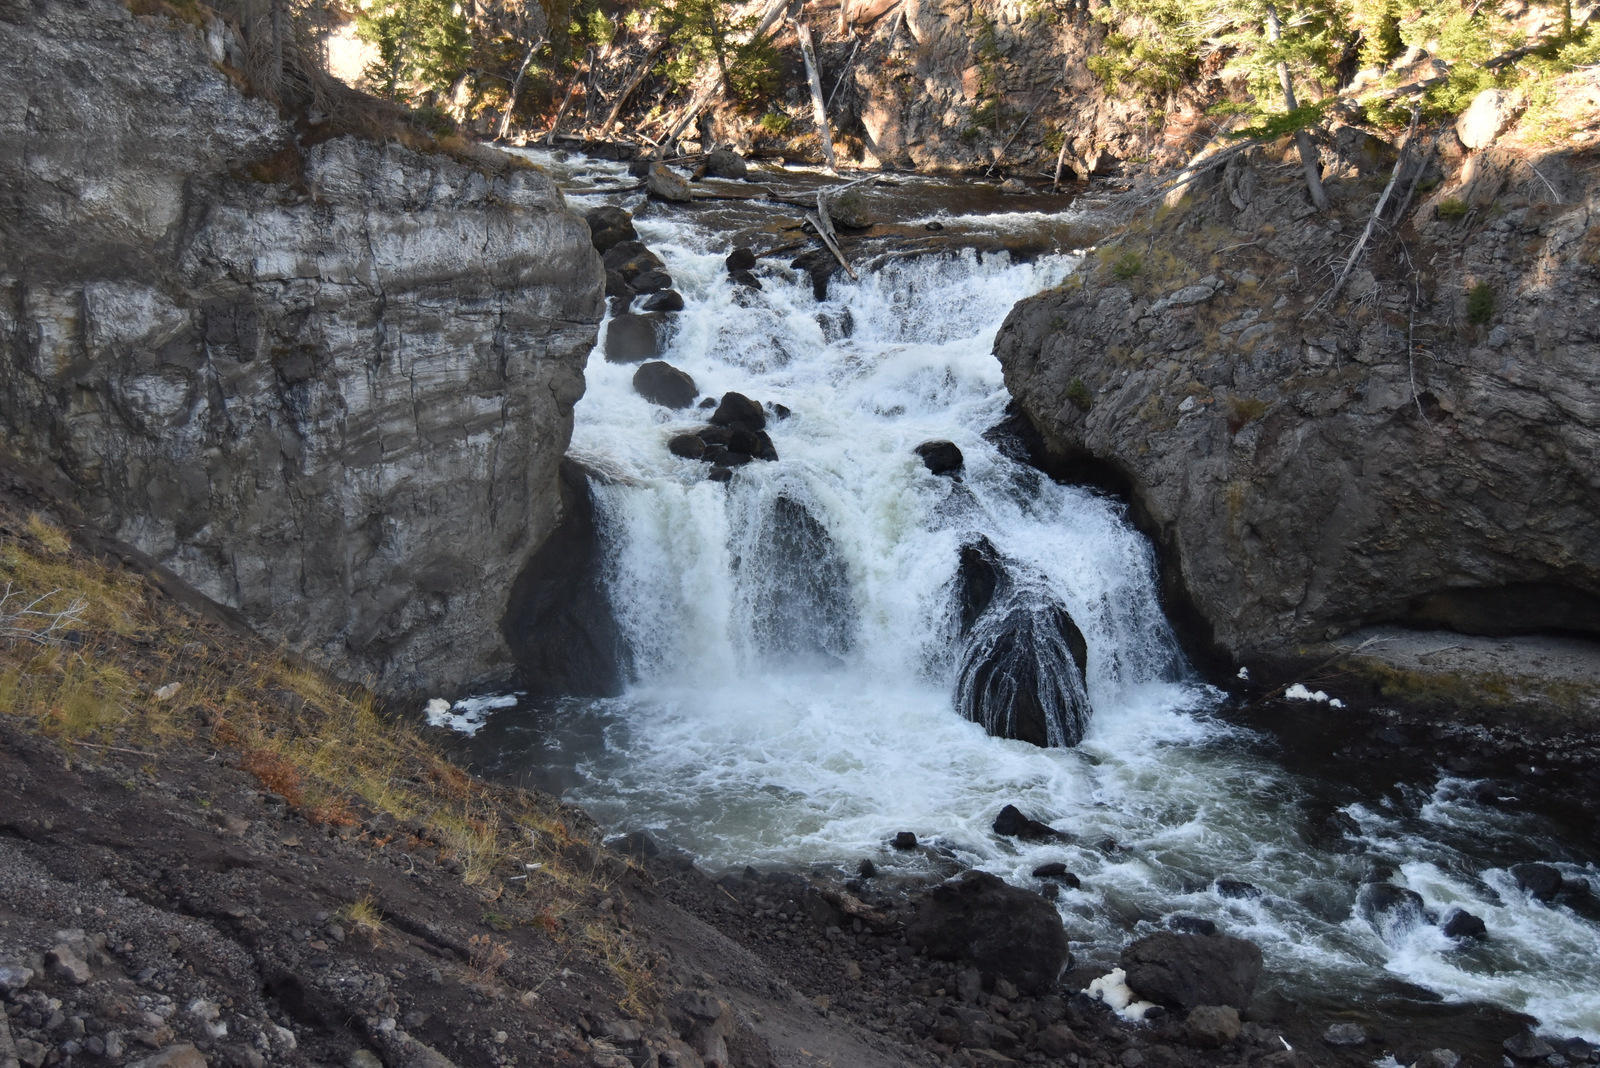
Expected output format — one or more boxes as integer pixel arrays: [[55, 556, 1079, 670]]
[[916, 440, 964, 476], [585, 205, 636, 239], [501, 461, 629, 698], [906, 870, 1071, 995], [706, 146, 749, 180], [1511, 862, 1564, 903], [956, 599, 1092, 747], [633, 361, 698, 409], [710, 392, 767, 431], [957, 539, 1002, 635], [993, 804, 1067, 841], [604, 314, 659, 363], [1119, 932, 1264, 1012]]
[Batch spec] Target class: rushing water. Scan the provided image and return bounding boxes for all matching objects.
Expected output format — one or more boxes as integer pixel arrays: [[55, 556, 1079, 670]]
[[452, 152, 1600, 1042]]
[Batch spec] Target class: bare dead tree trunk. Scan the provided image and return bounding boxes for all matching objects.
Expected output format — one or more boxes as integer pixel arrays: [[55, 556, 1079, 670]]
[[498, 37, 543, 140], [838, 0, 851, 35], [1265, 3, 1327, 212], [792, 17, 838, 173], [598, 40, 666, 137]]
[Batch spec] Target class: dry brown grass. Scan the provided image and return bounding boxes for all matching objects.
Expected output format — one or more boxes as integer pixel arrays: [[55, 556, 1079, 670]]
[[0, 495, 655, 1014]]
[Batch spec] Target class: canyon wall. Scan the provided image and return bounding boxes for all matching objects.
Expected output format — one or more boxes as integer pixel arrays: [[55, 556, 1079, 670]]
[[0, 0, 604, 693], [994, 115, 1600, 719]]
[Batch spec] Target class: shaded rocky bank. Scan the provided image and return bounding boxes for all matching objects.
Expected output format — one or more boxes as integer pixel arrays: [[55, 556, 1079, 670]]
[[992, 110, 1600, 732], [0, 0, 604, 696]]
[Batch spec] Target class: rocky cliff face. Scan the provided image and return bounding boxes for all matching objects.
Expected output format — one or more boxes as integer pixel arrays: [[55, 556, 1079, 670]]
[[0, 0, 604, 693], [994, 116, 1600, 706]]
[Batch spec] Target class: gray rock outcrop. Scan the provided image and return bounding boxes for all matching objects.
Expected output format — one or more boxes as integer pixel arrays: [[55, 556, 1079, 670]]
[[994, 129, 1600, 722], [0, 0, 604, 692]]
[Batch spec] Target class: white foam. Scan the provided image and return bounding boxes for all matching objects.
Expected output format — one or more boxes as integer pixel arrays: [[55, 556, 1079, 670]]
[[425, 693, 518, 736], [1085, 968, 1158, 1021]]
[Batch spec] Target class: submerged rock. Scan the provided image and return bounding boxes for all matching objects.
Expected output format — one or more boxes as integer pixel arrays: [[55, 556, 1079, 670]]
[[957, 539, 1003, 636], [1119, 932, 1263, 1012], [915, 440, 964, 476], [642, 289, 685, 313], [668, 432, 707, 459], [1440, 908, 1487, 940], [905, 870, 1071, 995], [646, 162, 694, 202], [747, 496, 854, 664], [1511, 862, 1564, 902]]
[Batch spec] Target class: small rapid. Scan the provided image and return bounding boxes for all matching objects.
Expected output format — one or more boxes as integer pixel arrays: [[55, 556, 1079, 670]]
[[459, 153, 1600, 1042]]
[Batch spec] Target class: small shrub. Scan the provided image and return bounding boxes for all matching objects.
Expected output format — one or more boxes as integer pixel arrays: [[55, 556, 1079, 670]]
[[1437, 198, 1469, 221], [467, 933, 512, 981], [481, 910, 513, 932], [1466, 282, 1494, 325], [241, 747, 305, 805], [1110, 251, 1143, 279], [336, 895, 386, 941], [1065, 378, 1093, 413], [757, 111, 792, 136]]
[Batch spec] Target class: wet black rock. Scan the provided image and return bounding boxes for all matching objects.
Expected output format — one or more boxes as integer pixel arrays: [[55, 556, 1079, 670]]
[[706, 146, 749, 180], [643, 290, 685, 313], [906, 870, 1071, 995], [915, 440, 964, 476], [1414, 1050, 1462, 1068], [1323, 1023, 1367, 1047], [704, 447, 752, 467], [925, 221, 945, 231], [605, 269, 634, 300], [698, 397, 717, 409], [858, 859, 877, 879], [1168, 915, 1217, 936], [706, 467, 733, 483], [1214, 879, 1262, 900], [747, 497, 852, 662], [957, 600, 1092, 747], [957, 539, 1002, 636], [602, 240, 665, 278], [1119, 932, 1264, 1012], [1033, 864, 1080, 888], [993, 804, 1067, 841], [631, 268, 674, 294], [592, 227, 635, 254], [726, 247, 758, 272], [1039, 882, 1059, 900], [585, 206, 637, 254], [502, 461, 629, 698], [771, 403, 792, 420], [1511, 862, 1564, 902], [893, 832, 919, 850], [730, 270, 763, 290], [633, 361, 698, 409], [1441, 908, 1487, 940], [604, 314, 659, 363], [1360, 882, 1429, 920], [668, 433, 707, 460], [1505, 1032, 1557, 1061], [612, 830, 660, 859], [710, 392, 767, 431]]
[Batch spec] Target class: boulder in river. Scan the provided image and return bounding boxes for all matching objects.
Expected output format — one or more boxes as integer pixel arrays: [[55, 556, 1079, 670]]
[[706, 146, 749, 180], [643, 290, 685, 313], [1119, 932, 1264, 1012], [819, 187, 872, 229], [1440, 908, 1487, 940], [668, 433, 707, 460], [993, 804, 1067, 841], [957, 539, 1002, 635], [726, 247, 757, 272], [630, 268, 674, 294], [956, 599, 1092, 747], [915, 440, 964, 476], [646, 162, 694, 202], [710, 391, 767, 431], [633, 361, 698, 409], [604, 314, 659, 363], [1510, 862, 1564, 902], [905, 870, 1071, 995], [585, 206, 637, 254], [747, 496, 853, 663]]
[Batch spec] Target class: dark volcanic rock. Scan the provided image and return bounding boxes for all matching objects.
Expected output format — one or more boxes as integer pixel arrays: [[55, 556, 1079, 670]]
[[668, 433, 707, 459], [604, 314, 660, 363], [1441, 908, 1487, 940], [633, 361, 698, 409], [1511, 862, 1564, 902], [502, 461, 629, 698], [957, 539, 1002, 635], [643, 289, 685, 313], [915, 440, 964, 476], [1119, 932, 1264, 1012], [893, 832, 919, 850], [906, 870, 1071, 995], [726, 247, 758, 272], [710, 392, 767, 431], [956, 600, 1092, 747], [993, 804, 1066, 840], [1214, 879, 1261, 899]]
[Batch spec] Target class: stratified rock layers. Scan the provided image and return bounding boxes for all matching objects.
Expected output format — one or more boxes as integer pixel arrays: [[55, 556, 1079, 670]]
[[0, 0, 604, 691]]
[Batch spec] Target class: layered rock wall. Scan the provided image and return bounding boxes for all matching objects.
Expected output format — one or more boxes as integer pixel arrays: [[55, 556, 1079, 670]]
[[0, 0, 604, 692], [993, 125, 1600, 688]]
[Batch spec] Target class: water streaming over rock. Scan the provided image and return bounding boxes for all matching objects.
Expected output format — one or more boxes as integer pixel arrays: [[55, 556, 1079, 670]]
[[460, 153, 1600, 1042]]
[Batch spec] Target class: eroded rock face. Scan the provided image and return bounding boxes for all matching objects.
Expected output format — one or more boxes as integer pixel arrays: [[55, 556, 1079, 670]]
[[0, 0, 604, 693], [993, 138, 1600, 708]]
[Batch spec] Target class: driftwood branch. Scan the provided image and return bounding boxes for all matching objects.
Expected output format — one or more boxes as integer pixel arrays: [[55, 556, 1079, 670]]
[[1323, 106, 1419, 307], [807, 206, 858, 279], [793, 18, 838, 173]]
